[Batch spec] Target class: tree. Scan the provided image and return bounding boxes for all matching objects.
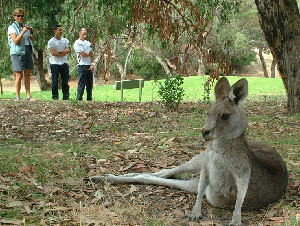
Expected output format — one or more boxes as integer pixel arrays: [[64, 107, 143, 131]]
[[0, 0, 19, 93], [255, 0, 300, 113]]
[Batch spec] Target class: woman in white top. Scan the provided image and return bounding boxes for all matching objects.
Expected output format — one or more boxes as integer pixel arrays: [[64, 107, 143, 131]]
[[7, 8, 35, 101]]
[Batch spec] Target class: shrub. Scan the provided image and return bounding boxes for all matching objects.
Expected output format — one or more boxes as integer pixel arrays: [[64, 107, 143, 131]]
[[158, 75, 185, 111]]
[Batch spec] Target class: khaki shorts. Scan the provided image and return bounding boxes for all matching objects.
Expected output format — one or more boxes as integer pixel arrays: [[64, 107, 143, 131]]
[[11, 45, 34, 71]]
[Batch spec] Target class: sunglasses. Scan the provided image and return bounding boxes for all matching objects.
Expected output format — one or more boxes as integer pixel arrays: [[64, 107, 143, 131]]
[[16, 15, 24, 18]]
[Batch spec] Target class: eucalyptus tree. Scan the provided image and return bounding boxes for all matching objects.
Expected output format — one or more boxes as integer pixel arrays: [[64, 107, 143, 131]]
[[0, 0, 15, 94], [255, 0, 300, 113]]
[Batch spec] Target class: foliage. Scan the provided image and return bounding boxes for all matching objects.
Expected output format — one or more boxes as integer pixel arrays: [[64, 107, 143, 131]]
[[130, 50, 165, 80], [158, 75, 185, 111], [214, 3, 261, 72]]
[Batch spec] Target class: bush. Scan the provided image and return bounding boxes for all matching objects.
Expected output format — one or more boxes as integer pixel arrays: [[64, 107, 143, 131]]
[[231, 50, 257, 70], [231, 32, 257, 70], [158, 75, 185, 111]]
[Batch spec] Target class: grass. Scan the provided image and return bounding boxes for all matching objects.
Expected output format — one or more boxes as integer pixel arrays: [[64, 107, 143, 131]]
[[0, 76, 298, 225], [0, 75, 287, 102]]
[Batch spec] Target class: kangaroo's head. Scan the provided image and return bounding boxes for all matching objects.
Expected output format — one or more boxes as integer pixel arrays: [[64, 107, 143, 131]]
[[202, 77, 248, 141]]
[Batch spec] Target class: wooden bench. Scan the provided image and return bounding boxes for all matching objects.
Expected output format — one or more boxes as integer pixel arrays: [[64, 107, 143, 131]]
[[115, 79, 144, 102]]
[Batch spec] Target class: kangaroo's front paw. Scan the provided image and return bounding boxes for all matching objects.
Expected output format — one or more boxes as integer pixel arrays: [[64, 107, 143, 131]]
[[188, 211, 203, 221], [228, 221, 241, 226]]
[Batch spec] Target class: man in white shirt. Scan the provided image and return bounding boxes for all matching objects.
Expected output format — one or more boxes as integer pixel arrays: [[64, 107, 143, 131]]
[[73, 28, 95, 101], [47, 25, 70, 100]]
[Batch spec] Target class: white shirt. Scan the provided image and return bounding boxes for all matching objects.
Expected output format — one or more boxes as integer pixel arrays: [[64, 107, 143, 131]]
[[47, 37, 70, 65], [8, 24, 31, 45], [74, 39, 92, 65]]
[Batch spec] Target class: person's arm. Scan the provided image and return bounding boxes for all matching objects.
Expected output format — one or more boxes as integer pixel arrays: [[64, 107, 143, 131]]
[[10, 25, 30, 45], [89, 51, 95, 70], [58, 47, 70, 56], [79, 51, 90, 57], [49, 47, 65, 57]]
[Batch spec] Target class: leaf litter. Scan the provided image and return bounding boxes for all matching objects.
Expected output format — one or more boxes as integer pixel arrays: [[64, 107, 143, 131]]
[[0, 100, 299, 225]]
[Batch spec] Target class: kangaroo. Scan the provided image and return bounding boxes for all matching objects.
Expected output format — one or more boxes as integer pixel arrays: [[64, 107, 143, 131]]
[[88, 77, 288, 225]]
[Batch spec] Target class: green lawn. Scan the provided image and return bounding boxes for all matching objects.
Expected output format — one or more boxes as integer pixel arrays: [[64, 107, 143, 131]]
[[0, 76, 287, 102]]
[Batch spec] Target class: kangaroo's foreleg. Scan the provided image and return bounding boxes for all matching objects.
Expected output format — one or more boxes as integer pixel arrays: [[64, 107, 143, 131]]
[[152, 152, 205, 178], [229, 167, 251, 225], [188, 166, 209, 221]]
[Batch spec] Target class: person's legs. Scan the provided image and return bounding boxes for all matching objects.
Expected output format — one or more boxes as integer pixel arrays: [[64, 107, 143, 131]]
[[50, 64, 59, 99], [61, 63, 70, 100], [77, 66, 87, 100], [24, 45, 35, 100], [24, 69, 34, 100], [86, 69, 93, 101], [14, 71, 23, 99], [11, 54, 25, 99]]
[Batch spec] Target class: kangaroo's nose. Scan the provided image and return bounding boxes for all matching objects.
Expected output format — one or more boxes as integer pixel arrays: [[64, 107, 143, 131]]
[[202, 129, 210, 138]]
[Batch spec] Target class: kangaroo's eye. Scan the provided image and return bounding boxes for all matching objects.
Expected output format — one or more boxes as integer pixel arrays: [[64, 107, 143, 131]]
[[221, 114, 230, 120]]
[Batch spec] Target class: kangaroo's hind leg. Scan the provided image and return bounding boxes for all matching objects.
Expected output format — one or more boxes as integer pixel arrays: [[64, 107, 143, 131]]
[[88, 152, 205, 193], [90, 173, 200, 193]]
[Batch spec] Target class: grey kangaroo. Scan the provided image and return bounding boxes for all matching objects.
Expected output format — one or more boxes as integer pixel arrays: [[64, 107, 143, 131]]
[[89, 77, 288, 225]]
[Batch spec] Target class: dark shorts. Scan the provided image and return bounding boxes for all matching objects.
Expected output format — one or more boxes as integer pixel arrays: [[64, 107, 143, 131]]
[[11, 45, 34, 71]]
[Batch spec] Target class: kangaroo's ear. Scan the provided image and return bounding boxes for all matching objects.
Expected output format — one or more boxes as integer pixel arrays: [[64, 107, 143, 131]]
[[215, 77, 231, 101], [229, 78, 248, 104]]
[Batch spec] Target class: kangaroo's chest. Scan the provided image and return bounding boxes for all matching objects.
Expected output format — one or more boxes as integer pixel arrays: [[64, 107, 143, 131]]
[[205, 144, 250, 192], [207, 150, 234, 182]]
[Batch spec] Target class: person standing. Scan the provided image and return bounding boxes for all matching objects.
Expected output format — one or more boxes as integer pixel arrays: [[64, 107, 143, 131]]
[[73, 28, 95, 101], [47, 25, 70, 100], [8, 8, 35, 101]]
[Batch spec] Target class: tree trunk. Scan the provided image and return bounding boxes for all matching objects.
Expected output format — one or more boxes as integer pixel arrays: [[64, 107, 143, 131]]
[[93, 55, 101, 86], [112, 37, 127, 80], [143, 47, 171, 75], [0, 78, 3, 95], [258, 48, 268, 78], [34, 49, 51, 91], [271, 58, 277, 78], [255, 0, 300, 113], [197, 54, 205, 76], [123, 47, 133, 79]]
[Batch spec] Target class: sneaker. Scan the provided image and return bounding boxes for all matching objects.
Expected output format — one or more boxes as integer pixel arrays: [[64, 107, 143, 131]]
[[14, 97, 21, 101]]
